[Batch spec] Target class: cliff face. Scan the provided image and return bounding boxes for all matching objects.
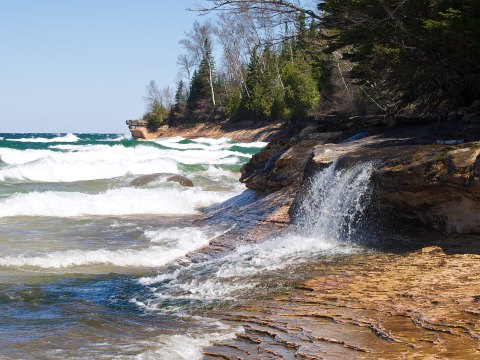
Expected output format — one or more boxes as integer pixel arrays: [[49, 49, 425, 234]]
[[240, 111, 480, 234]]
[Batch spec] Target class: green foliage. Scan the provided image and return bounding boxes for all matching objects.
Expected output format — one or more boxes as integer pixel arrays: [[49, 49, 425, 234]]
[[320, 0, 480, 112], [143, 101, 167, 131], [281, 57, 320, 121], [238, 51, 272, 120], [187, 39, 216, 109], [224, 88, 242, 118], [173, 80, 186, 114]]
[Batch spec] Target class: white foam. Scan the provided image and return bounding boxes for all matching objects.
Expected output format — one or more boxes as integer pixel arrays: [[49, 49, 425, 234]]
[[5, 133, 79, 143], [0, 227, 211, 269], [0, 142, 250, 182], [128, 324, 243, 360], [0, 187, 235, 218], [234, 141, 268, 148], [137, 162, 373, 306]]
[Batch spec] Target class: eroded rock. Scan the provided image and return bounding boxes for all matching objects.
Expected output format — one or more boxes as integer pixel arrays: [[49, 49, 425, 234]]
[[239, 115, 480, 234]]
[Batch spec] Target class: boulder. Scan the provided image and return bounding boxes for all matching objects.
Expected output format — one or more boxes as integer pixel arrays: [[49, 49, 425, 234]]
[[130, 173, 193, 187]]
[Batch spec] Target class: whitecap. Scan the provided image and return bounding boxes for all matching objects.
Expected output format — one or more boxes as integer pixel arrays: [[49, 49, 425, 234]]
[[0, 143, 250, 182], [0, 187, 235, 218], [5, 133, 79, 143]]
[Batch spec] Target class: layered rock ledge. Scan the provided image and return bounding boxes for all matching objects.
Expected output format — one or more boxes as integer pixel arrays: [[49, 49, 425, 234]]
[[204, 244, 480, 359], [239, 110, 480, 234]]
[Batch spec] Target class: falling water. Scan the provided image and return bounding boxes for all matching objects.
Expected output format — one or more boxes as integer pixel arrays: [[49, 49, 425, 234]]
[[296, 161, 375, 241]]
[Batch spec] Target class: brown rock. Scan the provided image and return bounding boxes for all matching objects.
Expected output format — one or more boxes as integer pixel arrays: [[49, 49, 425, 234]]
[[166, 175, 194, 187], [129, 173, 193, 187]]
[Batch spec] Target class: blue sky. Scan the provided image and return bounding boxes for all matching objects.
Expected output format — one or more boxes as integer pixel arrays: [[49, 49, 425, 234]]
[[0, 0, 200, 133]]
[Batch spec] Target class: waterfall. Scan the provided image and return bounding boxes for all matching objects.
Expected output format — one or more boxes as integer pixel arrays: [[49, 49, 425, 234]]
[[136, 162, 376, 311], [295, 161, 375, 242]]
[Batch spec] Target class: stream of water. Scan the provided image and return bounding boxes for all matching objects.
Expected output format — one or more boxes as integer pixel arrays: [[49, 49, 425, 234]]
[[0, 133, 374, 359]]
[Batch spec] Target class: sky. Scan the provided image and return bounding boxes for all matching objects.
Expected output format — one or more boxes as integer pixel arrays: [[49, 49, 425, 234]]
[[0, 0, 201, 133]]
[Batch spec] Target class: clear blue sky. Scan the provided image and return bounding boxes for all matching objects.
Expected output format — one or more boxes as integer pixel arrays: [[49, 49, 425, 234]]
[[0, 0, 200, 133]]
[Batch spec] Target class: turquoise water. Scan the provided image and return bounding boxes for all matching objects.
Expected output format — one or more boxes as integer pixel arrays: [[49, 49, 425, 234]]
[[0, 133, 267, 359]]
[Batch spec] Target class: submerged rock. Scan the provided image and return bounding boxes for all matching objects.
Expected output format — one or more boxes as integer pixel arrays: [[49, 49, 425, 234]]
[[130, 173, 193, 187]]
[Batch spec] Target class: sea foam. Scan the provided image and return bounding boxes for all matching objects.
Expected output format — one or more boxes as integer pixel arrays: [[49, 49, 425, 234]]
[[0, 227, 211, 269], [0, 187, 234, 218], [0, 143, 249, 182], [5, 133, 79, 143]]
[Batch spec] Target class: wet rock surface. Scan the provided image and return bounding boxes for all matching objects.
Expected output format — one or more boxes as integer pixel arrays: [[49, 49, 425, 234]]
[[204, 244, 480, 359]]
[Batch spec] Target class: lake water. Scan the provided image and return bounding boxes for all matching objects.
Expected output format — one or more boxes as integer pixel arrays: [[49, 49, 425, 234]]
[[0, 133, 370, 359]]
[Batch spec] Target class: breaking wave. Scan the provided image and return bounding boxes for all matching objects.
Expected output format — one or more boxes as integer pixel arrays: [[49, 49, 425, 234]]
[[0, 227, 211, 269], [0, 187, 235, 218], [5, 133, 79, 143], [0, 143, 249, 182]]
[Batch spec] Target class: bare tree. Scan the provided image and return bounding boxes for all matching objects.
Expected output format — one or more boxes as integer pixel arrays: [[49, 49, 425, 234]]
[[144, 81, 173, 111], [161, 86, 174, 110], [193, 1, 321, 24], [213, 12, 259, 97], [143, 80, 162, 111], [177, 53, 195, 86], [180, 20, 217, 106]]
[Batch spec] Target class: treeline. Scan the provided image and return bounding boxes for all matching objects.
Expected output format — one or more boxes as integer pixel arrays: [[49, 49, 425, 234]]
[[142, 0, 480, 130]]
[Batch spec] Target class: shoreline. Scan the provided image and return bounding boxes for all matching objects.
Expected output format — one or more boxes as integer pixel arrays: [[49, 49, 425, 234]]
[[127, 121, 283, 143]]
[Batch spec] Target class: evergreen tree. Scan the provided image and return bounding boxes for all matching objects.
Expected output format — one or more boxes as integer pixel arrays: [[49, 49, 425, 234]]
[[173, 80, 186, 114], [320, 0, 480, 112], [187, 39, 217, 110], [238, 51, 271, 120], [281, 57, 319, 121]]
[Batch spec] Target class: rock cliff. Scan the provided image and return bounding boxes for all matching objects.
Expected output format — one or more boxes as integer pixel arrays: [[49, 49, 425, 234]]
[[239, 109, 480, 234]]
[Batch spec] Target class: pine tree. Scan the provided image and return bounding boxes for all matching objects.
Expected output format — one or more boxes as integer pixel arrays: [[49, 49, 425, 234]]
[[173, 80, 186, 114], [187, 39, 217, 111]]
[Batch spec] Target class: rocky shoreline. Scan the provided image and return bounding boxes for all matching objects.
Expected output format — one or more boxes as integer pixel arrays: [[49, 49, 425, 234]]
[[128, 106, 480, 358], [127, 120, 282, 142]]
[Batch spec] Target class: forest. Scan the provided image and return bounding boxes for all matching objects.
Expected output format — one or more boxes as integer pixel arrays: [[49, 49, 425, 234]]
[[141, 0, 480, 130]]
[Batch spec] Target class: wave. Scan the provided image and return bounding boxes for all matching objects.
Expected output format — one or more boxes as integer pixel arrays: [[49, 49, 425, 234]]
[[0, 227, 211, 269], [153, 137, 266, 151], [0, 143, 250, 182], [0, 187, 235, 218], [235, 141, 268, 148], [5, 133, 79, 143]]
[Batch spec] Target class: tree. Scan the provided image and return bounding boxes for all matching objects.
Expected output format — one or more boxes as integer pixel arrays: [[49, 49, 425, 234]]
[[187, 39, 218, 110], [173, 80, 187, 116], [143, 80, 168, 130], [281, 57, 319, 121], [320, 0, 480, 113], [181, 21, 217, 108]]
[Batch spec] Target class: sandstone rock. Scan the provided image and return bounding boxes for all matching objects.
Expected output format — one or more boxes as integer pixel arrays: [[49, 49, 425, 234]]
[[130, 173, 193, 187], [239, 116, 480, 233], [127, 121, 282, 142]]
